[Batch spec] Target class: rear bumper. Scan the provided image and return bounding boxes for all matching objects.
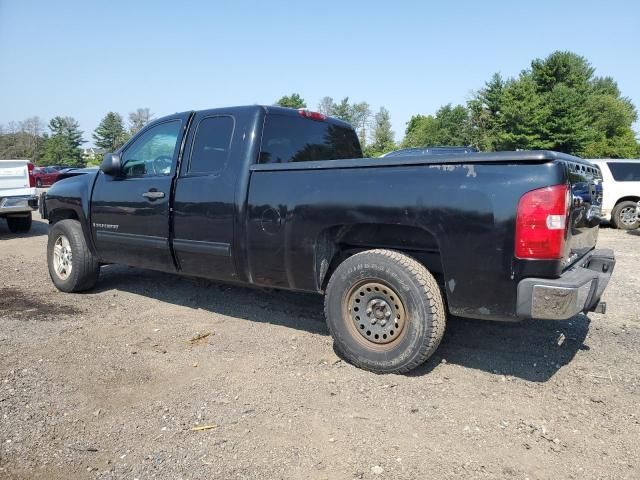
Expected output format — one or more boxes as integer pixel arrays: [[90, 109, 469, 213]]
[[0, 195, 38, 216], [516, 249, 615, 320]]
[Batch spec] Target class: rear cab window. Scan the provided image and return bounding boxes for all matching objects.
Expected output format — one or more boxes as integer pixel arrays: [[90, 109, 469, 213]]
[[188, 116, 235, 175], [259, 114, 362, 164], [607, 162, 640, 182]]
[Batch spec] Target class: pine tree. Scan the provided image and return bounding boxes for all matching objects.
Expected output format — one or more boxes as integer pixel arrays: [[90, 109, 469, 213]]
[[42, 116, 85, 167], [93, 112, 129, 151], [331, 97, 354, 124]]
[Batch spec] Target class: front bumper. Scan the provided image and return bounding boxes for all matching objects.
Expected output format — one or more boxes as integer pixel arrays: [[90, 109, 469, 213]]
[[517, 249, 615, 320], [0, 195, 38, 215]]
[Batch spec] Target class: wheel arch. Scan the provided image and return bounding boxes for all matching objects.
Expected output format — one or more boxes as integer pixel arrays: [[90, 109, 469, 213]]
[[614, 195, 640, 205], [47, 207, 97, 256], [315, 223, 445, 292], [48, 208, 79, 224]]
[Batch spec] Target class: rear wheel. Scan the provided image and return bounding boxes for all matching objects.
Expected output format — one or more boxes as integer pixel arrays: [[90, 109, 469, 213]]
[[611, 201, 639, 230], [7, 213, 32, 233], [36, 178, 43, 188], [47, 219, 100, 292], [324, 249, 446, 374]]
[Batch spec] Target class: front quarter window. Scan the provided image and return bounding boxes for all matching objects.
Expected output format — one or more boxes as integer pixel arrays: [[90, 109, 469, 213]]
[[121, 121, 182, 177]]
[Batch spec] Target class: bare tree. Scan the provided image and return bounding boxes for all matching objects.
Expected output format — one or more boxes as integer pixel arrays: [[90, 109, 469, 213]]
[[6, 121, 19, 134], [128, 108, 154, 135], [351, 102, 371, 148], [21, 116, 45, 160], [317, 97, 335, 116]]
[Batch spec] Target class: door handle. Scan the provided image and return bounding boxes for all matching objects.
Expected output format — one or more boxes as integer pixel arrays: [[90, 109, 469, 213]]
[[142, 190, 165, 200]]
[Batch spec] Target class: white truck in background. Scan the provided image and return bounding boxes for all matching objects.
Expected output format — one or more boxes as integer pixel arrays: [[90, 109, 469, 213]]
[[588, 159, 640, 230], [0, 160, 38, 233]]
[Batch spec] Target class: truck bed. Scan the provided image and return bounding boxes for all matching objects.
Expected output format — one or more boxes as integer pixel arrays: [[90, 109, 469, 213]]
[[246, 152, 600, 321]]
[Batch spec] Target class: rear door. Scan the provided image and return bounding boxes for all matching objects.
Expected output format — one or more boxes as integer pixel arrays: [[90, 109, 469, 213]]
[[90, 114, 190, 271], [172, 110, 238, 280]]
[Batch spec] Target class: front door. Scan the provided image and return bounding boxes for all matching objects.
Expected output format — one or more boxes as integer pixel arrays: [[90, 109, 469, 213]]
[[90, 115, 189, 271]]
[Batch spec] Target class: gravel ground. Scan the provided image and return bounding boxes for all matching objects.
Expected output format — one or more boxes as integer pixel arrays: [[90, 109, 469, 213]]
[[0, 214, 639, 480]]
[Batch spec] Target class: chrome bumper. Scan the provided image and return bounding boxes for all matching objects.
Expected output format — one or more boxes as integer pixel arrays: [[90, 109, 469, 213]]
[[516, 249, 615, 320], [0, 195, 38, 214]]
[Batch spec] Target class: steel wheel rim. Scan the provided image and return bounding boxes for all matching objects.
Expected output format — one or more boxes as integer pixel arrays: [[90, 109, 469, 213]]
[[53, 234, 72, 280], [343, 280, 407, 348], [619, 206, 637, 226]]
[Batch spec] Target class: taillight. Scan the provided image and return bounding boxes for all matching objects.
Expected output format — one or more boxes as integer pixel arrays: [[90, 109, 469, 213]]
[[298, 109, 327, 121], [28, 162, 35, 188], [515, 184, 569, 259]]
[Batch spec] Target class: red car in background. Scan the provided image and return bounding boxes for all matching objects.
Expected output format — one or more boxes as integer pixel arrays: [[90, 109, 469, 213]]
[[32, 166, 62, 187]]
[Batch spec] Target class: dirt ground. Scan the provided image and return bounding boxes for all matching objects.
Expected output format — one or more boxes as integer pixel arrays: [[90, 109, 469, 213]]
[[0, 214, 638, 480]]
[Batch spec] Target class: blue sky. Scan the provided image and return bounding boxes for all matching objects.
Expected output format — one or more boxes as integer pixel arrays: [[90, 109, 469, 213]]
[[1, 0, 639, 145]]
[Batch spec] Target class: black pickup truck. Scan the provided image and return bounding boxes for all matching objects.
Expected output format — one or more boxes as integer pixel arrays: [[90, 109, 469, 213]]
[[40, 105, 615, 373]]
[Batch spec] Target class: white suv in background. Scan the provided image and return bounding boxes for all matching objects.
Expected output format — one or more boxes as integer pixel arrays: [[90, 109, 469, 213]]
[[588, 159, 640, 230]]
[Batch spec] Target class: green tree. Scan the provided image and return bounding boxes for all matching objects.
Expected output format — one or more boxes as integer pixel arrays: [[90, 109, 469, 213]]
[[544, 83, 591, 153], [403, 104, 470, 147], [331, 97, 354, 124], [463, 51, 640, 156], [468, 73, 504, 151], [365, 107, 395, 157], [584, 93, 639, 158], [93, 112, 129, 151], [496, 75, 551, 150], [275, 93, 306, 109], [531, 51, 594, 94], [42, 116, 85, 166]]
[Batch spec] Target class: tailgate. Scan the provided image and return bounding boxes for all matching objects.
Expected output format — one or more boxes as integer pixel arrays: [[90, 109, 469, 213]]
[[0, 160, 32, 196], [565, 161, 602, 266]]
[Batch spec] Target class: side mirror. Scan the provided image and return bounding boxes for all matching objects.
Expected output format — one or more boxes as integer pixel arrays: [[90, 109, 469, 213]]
[[100, 153, 122, 176]]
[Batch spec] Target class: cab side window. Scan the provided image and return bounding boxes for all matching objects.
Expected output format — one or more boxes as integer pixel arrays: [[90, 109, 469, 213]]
[[121, 121, 182, 178], [188, 116, 234, 175]]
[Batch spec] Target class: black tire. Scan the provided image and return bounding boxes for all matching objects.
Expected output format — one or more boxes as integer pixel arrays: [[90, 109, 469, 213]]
[[47, 219, 100, 292], [36, 178, 42, 188], [324, 249, 446, 374], [610, 201, 639, 230], [7, 213, 32, 233]]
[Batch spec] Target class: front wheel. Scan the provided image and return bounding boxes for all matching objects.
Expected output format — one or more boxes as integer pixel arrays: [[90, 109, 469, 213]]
[[324, 249, 446, 374], [611, 201, 640, 230], [47, 219, 100, 292]]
